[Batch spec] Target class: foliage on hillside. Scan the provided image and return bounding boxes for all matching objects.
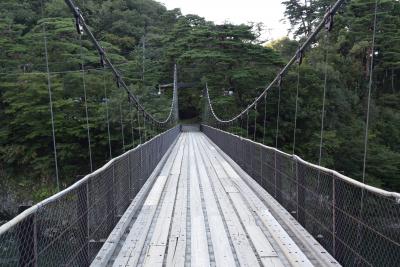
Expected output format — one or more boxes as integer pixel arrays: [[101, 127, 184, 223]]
[[272, 0, 400, 190], [0, 0, 399, 203]]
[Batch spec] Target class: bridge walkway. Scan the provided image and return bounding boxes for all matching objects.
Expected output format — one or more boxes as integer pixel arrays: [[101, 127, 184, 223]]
[[93, 132, 338, 267]]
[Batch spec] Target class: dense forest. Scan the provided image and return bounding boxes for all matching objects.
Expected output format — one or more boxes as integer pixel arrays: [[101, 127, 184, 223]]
[[0, 0, 399, 219]]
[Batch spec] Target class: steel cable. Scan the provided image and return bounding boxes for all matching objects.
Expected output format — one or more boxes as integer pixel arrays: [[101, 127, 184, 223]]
[[292, 64, 301, 155], [65, 0, 177, 126], [130, 102, 135, 149], [263, 93, 267, 144], [362, 0, 378, 185], [357, 0, 379, 264], [204, 0, 347, 124], [253, 102, 257, 141], [41, 0, 60, 191], [246, 109, 249, 139], [119, 102, 125, 152], [103, 71, 112, 159], [318, 33, 330, 167], [79, 35, 93, 172]]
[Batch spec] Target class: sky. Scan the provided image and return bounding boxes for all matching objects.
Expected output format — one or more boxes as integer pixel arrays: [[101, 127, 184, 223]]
[[160, 0, 289, 41]]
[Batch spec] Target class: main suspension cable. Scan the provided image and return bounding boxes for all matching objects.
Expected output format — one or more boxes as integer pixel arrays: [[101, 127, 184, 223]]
[[204, 0, 346, 124], [65, 0, 177, 126]]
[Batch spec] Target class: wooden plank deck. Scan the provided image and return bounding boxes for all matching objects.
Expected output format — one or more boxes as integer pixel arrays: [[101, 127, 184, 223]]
[[95, 132, 338, 267]]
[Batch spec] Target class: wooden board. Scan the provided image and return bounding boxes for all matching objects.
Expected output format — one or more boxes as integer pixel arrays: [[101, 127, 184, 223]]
[[141, 135, 186, 266], [188, 134, 210, 267], [201, 134, 314, 267], [192, 135, 236, 266], [165, 133, 189, 267], [143, 136, 186, 266], [194, 135, 261, 267], [109, 132, 318, 267], [197, 135, 283, 267], [112, 136, 185, 267]]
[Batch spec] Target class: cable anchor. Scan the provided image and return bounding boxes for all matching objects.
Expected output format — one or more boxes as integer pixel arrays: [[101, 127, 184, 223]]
[[325, 6, 334, 32], [99, 49, 106, 68], [115, 75, 121, 88], [278, 74, 283, 88], [296, 49, 303, 65], [74, 8, 84, 35]]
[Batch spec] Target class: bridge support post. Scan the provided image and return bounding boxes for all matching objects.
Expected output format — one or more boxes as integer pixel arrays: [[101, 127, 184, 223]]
[[296, 159, 305, 224], [139, 145, 143, 190], [260, 148, 264, 189], [250, 143, 254, 178], [17, 205, 37, 267], [128, 152, 133, 201], [275, 152, 282, 203], [77, 183, 89, 266], [240, 138, 245, 169], [332, 176, 336, 258], [107, 165, 116, 233]]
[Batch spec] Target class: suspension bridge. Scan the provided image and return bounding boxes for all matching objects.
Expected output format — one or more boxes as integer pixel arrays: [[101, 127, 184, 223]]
[[0, 0, 399, 266]]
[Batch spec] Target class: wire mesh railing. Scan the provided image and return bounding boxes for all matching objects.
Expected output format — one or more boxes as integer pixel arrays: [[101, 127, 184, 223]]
[[0, 125, 180, 267], [201, 125, 400, 266]]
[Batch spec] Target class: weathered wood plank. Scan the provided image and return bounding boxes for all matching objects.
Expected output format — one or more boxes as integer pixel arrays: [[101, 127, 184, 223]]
[[165, 133, 189, 267], [198, 135, 284, 267], [125, 136, 187, 267], [202, 135, 314, 267], [112, 136, 185, 267], [196, 139, 261, 267], [192, 134, 236, 267], [142, 135, 186, 266], [91, 132, 179, 267], [188, 134, 210, 267], [110, 132, 320, 267]]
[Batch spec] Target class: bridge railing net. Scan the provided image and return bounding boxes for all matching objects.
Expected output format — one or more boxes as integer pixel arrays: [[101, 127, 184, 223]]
[[202, 125, 400, 266], [0, 126, 180, 267]]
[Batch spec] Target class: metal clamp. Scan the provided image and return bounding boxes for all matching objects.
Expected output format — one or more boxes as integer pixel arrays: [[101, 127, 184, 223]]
[[74, 7, 84, 35], [296, 49, 303, 65], [325, 6, 334, 32]]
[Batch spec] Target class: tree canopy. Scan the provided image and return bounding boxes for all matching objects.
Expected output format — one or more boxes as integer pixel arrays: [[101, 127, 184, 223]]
[[0, 0, 399, 206]]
